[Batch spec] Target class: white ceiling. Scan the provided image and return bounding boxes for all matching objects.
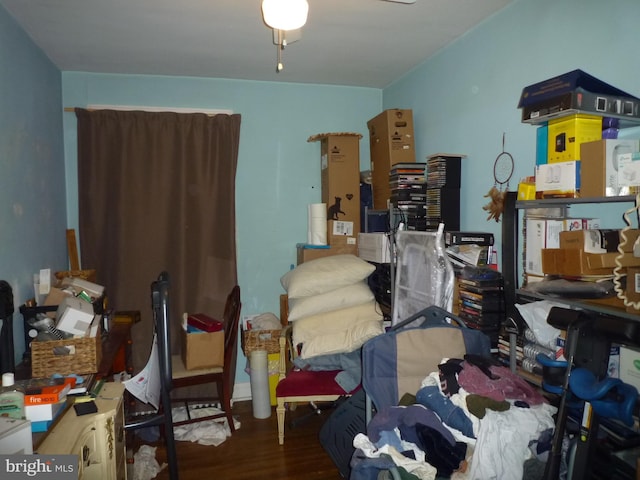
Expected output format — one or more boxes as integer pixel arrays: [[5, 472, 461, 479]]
[[1, 0, 512, 89]]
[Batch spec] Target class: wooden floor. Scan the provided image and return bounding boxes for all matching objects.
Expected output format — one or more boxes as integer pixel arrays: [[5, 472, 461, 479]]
[[140, 401, 344, 480]]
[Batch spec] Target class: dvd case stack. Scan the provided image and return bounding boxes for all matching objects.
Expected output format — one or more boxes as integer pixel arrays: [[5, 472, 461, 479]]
[[457, 274, 505, 351], [425, 154, 463, 230], [389, 162, 427, 230]]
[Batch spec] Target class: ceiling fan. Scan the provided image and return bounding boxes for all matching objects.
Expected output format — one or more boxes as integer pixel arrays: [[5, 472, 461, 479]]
[[263, 0, 416, 72]]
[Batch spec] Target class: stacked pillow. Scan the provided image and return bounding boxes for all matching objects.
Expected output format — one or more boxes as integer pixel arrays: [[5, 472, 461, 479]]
[[280, 254, 384, 359]]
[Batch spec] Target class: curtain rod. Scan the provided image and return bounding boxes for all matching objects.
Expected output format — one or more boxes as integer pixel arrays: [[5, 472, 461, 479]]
[[64, 105, 233, 115]]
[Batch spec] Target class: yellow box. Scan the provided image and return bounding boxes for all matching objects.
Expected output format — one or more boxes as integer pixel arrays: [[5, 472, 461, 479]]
[[517, 182, 536, 200], [547, 114, 602, 163]]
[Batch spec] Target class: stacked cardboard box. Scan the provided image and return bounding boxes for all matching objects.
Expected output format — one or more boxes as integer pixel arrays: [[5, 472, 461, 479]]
[[367, 109, 415, 210], [308, 132, 362, 247]]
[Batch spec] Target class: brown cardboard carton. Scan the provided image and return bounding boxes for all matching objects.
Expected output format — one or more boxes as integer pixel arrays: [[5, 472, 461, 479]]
[[542, 248, 640, 276], [541, 248, 610, 276], [308, 133, 361, 246], [367, 109, 415, 209], [180, 328, 224, 370], [296, 244, 357, 264], [559, 229, 640, 253], [580, 139, 640, 197]]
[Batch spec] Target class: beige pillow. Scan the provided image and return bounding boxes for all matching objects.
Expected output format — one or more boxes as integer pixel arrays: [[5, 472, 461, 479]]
[[292, 300, 383, 346], [280, 254, 375, 299], [299, 318, 384, 359], [287, 281, 374, 321]]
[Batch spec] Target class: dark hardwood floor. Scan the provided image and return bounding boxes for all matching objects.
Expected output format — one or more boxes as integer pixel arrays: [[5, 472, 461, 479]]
[[139, 401, 344, 480]]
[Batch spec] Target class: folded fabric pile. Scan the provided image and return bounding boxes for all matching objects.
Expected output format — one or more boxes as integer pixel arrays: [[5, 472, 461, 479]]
[[280, 254, 384, 360]]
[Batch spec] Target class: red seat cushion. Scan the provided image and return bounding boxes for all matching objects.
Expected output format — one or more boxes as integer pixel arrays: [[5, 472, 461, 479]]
[[276, 369, 359, 397]]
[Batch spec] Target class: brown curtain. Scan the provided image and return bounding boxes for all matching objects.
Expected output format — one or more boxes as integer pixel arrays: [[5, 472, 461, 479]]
[[75, 109, 241, 372]]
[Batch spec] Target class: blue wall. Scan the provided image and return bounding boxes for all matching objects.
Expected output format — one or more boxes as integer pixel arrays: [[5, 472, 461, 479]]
[[384, 0, 640, 245], [61, 75, 381, 384], [4, 0, 640, 383], [0, 7, 66, 365]]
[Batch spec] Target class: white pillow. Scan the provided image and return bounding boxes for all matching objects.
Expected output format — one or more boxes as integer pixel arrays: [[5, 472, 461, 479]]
[[287, 281, 374, 321], [292, 300, 383, 347], [281, 254, 375, 299], [299, 318, 384, 359]]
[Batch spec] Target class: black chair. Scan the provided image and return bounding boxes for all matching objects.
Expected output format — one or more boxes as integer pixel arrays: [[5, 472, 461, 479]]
[[125, 272, 179, 480]]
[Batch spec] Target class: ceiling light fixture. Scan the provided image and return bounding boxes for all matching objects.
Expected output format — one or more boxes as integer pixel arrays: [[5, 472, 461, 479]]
[[262, 0, 309, 31], [261, 0, 309, 73]]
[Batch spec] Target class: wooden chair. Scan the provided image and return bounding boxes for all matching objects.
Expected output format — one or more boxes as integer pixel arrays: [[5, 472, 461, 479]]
[[275, 323, 359, 445], [170, 285, 241, 431]]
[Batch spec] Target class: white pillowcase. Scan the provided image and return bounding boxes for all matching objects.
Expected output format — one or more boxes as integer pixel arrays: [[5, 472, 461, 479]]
[[287, 281, 374, 322], [281, 254, 375, 299], [292, 300, 383, 347]]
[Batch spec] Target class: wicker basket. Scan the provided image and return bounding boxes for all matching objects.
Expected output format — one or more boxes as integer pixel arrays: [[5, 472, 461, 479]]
[[242, 329, 281, 355], [31, 332, 102, 377]]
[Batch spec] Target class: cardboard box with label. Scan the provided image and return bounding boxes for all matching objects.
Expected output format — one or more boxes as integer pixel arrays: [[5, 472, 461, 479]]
[[559, 229, 640, 253], [367, 109, 415, 209], [535, 161, 580, 198], [308, 132, 361, 246], [524, 217, 593, 275], [180, 323, 224, 370], [617, 151, 640, 193], [580, 139, 640, 197], [547, 114, 602, 163]]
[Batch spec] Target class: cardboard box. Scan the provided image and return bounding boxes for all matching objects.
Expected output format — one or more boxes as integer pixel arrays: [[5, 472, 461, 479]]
[[535, 161, 580, 198], [309, 133, 361, 246], [367, 109, 415, 209], [525, 218, 548, 275], [547, 114, 602, 163], [180, 327, 224, 370], [617, 151, 640, 193], [619, 345, 640, 391], [580, 139, 640, 197], [541, 248, 640, 276], [585, 250, 640, 269], [559, 229, 640, 253], [541, 248, 605, 276], [525, 218, 603, 275], [55, 296, 96, 336], [518, 69, 640, 124], [296, 244, 357, 265]]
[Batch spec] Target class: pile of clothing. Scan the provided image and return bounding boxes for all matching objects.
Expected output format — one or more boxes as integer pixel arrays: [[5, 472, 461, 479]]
[[352, 355, 556, 480]]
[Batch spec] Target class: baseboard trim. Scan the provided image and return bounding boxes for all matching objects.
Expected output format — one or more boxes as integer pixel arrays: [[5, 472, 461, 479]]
[[232, 382, 252, 402]]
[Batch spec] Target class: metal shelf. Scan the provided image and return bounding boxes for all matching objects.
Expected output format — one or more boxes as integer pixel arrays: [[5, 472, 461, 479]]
[[516, 289, 640, 324], [516, 195, 636, 209]]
